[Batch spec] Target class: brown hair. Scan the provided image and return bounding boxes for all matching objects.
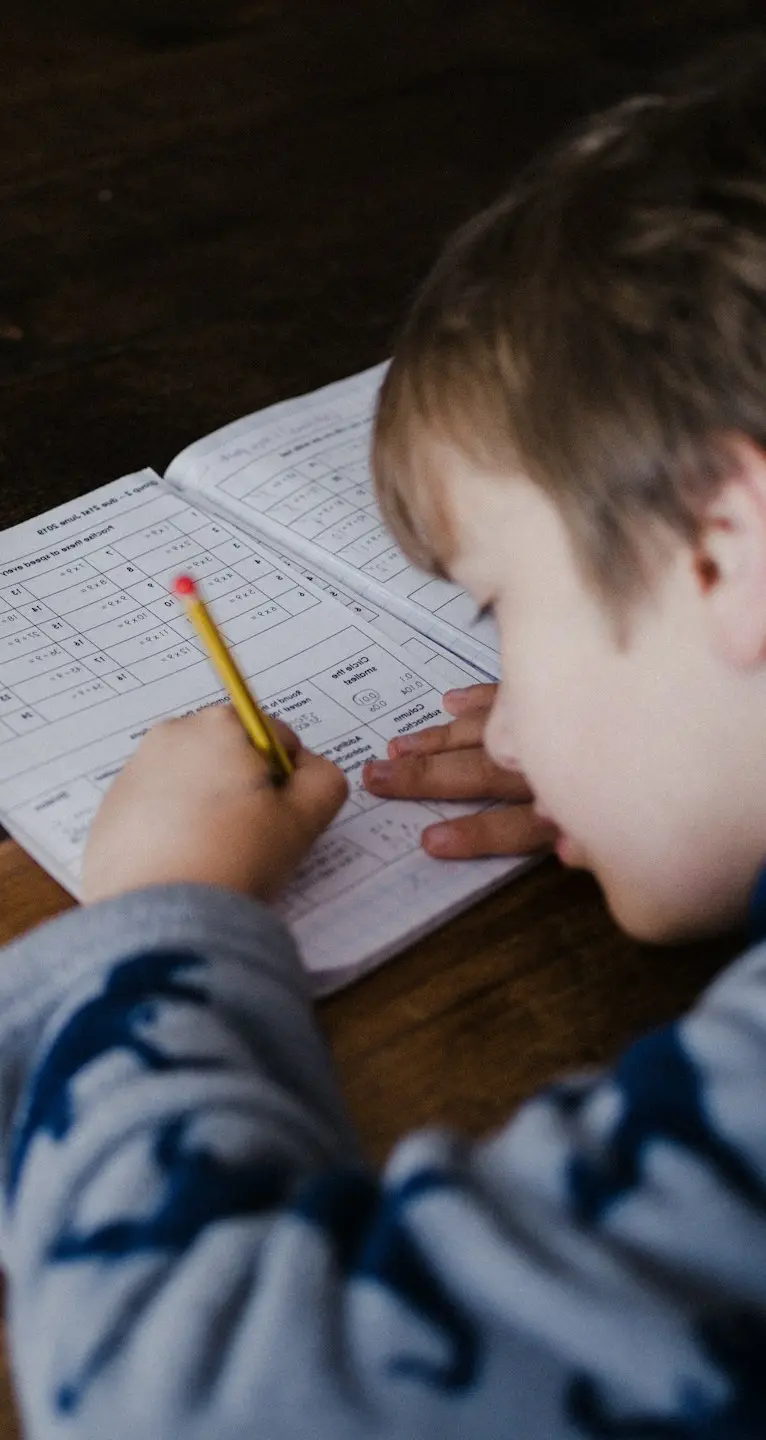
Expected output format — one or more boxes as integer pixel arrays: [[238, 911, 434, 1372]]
[[373, 35, 766, 604]]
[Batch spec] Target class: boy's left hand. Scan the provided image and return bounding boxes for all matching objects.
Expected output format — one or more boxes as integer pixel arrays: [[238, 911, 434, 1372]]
[[362, 684, 556, 859]]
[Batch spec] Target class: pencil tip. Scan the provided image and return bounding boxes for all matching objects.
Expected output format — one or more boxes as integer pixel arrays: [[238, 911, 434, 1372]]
[[172, 574, 196, 597]]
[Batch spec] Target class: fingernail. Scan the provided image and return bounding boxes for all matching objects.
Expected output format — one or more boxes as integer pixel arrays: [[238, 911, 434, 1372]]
[[443, 689, 471, 711], [388, 734, 422, 755], [423, 823, 452, 854], [364, 760, 394, 787]]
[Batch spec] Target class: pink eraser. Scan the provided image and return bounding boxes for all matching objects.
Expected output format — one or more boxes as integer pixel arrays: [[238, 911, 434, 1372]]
[[172, 574, 197, 598]]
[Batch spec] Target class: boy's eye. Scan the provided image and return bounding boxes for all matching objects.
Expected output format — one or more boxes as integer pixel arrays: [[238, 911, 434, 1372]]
[[471, 603, 494, 626]]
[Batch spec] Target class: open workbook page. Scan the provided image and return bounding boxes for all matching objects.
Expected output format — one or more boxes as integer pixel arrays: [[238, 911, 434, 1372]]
[[165, 364, 500, 676], [0, 471, 527, 993]]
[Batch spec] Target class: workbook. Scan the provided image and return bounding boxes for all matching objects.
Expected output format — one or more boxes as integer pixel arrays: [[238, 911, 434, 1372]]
[[0, 363, 529, 994]]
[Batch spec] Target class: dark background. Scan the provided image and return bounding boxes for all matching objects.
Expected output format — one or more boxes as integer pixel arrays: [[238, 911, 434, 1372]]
[[1, 1, 763, 530]]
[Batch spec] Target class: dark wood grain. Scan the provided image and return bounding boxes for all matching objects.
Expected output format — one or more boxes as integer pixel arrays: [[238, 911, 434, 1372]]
[[0, 3, 758, 1434]]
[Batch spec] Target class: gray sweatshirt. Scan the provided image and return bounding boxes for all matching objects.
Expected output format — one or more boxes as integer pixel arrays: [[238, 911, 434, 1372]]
[[0, 882, 763, 1438]]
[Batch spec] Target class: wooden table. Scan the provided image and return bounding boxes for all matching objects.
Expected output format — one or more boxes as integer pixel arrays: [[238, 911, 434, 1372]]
[[0, 3, 752, 1432]]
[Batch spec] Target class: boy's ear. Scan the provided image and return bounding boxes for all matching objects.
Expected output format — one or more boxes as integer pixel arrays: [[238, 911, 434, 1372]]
[[694, 437, 766, 667]]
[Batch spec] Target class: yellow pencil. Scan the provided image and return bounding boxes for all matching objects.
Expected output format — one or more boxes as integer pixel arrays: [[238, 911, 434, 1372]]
[[172, 573, 293, 786]]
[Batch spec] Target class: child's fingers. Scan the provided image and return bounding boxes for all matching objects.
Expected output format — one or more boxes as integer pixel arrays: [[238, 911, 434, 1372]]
[[387, 711, 488, 759], [288, 745, 349, 833], [183, 707, 302, 780], [442, 683, 498, 716], [421, 805, 556, 860], [266, 713, 301, 761], [364, 748, 530, 802], [177, 705, 299, 758]]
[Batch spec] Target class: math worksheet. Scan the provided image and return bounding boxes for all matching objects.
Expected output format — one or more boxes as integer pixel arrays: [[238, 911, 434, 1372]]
[[0, 471, 521, 991], [167, 364, 500, 673]]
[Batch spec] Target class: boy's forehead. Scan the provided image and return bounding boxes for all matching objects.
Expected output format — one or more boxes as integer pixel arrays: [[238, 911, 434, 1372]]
[[379, 406, 534, 581], [399, 428, 461, 573], [408, 432, 517, 572], [415, 433, 530, 548]]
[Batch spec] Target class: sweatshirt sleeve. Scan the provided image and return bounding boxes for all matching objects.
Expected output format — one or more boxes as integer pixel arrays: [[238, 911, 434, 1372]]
[[1, 883, 765, 1440]]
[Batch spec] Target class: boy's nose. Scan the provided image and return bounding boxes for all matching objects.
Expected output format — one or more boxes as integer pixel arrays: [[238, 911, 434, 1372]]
[[483, 691, 519, 772]]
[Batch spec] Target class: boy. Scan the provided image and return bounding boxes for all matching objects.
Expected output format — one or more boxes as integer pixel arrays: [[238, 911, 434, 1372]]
[[3, 36, 766, 1438]]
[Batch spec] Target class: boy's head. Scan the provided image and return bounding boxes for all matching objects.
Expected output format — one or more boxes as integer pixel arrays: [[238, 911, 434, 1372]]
[[373, 36, 766, 943]]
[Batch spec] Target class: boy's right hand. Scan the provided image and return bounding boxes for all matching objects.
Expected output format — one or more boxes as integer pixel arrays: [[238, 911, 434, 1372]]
[[362, 684, 556, 859], [82, 705, 348, 906]]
